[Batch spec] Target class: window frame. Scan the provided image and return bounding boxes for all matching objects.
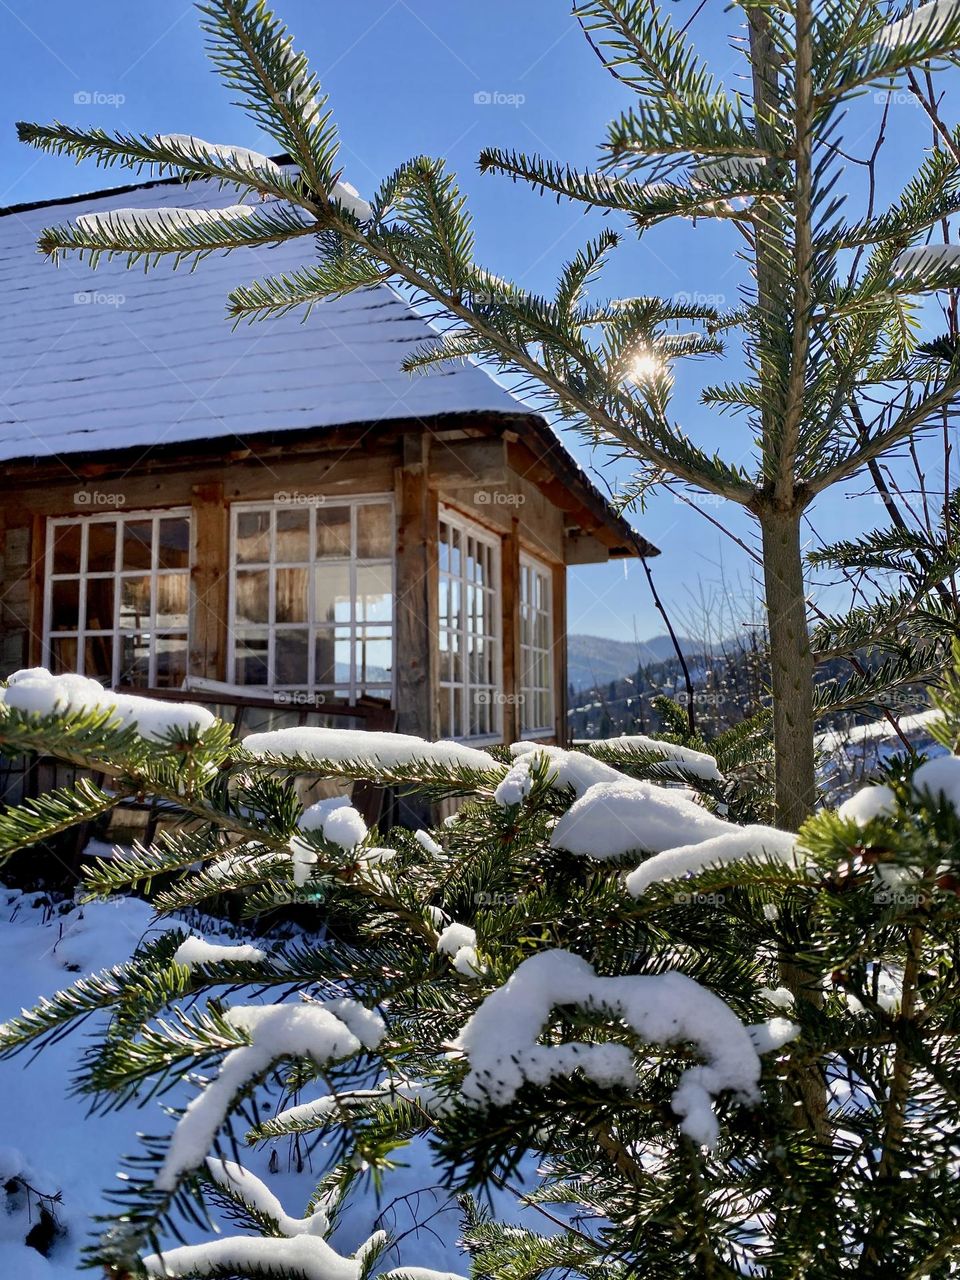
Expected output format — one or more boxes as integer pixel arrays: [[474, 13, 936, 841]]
[[437, 505, 504, 744], [519, 550, 556, 740], [227, 494, 396, 704], [43, 507, 193, 689]]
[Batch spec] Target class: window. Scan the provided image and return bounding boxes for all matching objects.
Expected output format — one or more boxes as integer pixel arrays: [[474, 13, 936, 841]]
[[519, 553, 555, 737], [229, 498, 394, 701], [438, 509, 502, 740], [44, 510, 191, 688]]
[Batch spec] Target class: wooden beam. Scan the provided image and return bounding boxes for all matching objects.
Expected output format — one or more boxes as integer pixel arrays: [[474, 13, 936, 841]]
[[394, 435, 435, 738], [552, 561, 568, 745], [189, 482, 228, 682], [28, 514, 45, 669], [501, 517, 522, 743], [427, 438, 508, 489]]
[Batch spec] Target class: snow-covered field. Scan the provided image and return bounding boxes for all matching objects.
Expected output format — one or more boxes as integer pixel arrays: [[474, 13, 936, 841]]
[[0, 886, 468, 1277]]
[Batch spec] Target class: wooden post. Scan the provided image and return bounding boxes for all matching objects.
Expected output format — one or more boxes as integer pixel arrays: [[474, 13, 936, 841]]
[[552, 561, 568, 745], [190, 482, 228, 682], [501, 518, 521, 743], [394, 435, 435, 738]]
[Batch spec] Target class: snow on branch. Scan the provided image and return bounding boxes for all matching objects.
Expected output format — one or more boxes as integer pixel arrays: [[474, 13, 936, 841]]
[[452, 949, 767, 1148], [172, 937, 268, 969], [244, 725, 499, 771], [549, 779, 731, 859], [586, 734, 722, 782], [0, 668, 215, 740], [205, 1158, 332, 1236], [624, 827, 800, 897], [876, 0, 960, 51], [155, 133, 282, 181], [155, 999, 384, 1192], [510, 742, 625, 795], [143, 1229, 385, 1280], [77, 204, 257, 235], [290, 797, 368, 885]]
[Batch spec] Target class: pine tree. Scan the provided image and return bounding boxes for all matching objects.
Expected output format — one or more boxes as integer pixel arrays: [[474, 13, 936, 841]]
[[17, 0, 960, 829], [3, 658, 960, 1275]]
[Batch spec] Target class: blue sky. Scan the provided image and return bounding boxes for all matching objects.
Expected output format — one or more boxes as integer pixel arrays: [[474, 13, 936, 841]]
[[0, 1, 952, 647]]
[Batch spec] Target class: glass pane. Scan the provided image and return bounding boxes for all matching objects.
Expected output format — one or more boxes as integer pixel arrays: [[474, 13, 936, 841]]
[[118, 633, 150, 686], [119, 576, 151, 629], [315, 563, 351, 623], [357, 564, 392, 623], [315, 507, 352, 559], [275, 567, 309, 624], [121, 519, 153, 571], [235, 633, 269, 685], [88, 521, 117, 573], [51, 523, 82, 575], [234, 569, 270, 625], [50, 636, 79, 675], [82, 635, 113, 682], [236, 510, 271, 564], [156, 574, 189, 629], [358, 631, 392, 682], [157, 517, 190, 570], [275, 509, 310, 563], [356, 503, 392, 558], [154, 637, 188, 689], [51, 579, 80, 630], [275, 630, 309, 685], [85, 578, 115, 633], [314, 629, 337, 685]]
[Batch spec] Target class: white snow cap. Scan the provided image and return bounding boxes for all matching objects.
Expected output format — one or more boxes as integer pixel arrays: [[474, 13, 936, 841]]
[[624, 826, 800, 898], [331, 179, 372, 221], [155, 999, 384, 1192], [245, 725, 498, 772], [0, 668, 216, 741], [692, 156, 769, 188], [912, 755, 960, 810], [894, 243, 960, 284], [747, 1018, 801, 1054], [290, 797, 368, 886], [510, 741, 623, 796], [76, 204, 256, 236], [876, 0, 960, 51], [453, 948, 766, 1148], [550, 778, 731, 860], [437, 923, 482, 978], [494, 757, 533, 807], [415, 828, 443, 857], [205, 1158, 331, 1237], [143, 1229, 386, 1280], [155, 134, 282, 180], [838, 784, 897, 826], [591, 734, 722, 782], [173, 937, 267, 969]]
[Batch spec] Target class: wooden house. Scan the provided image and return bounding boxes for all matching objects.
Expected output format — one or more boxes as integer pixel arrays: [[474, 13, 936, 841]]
[[0, 171, 658, 764]]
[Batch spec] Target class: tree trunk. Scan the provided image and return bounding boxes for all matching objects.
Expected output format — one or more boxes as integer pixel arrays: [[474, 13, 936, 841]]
[[760, 507, 817, 831]]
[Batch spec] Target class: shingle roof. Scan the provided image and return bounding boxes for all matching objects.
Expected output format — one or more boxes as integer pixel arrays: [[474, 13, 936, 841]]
[[0, 173, 532, 463]]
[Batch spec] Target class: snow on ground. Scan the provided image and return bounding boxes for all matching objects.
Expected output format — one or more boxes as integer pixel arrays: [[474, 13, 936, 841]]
[[0, 887, 474, 1277]]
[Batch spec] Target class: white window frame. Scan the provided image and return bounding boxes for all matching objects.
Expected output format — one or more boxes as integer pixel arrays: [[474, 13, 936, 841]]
[[519, 551, 556, 739], [227, 495, 395, 703], [43, 507, 193, 689], [438, 506, 503, 743]]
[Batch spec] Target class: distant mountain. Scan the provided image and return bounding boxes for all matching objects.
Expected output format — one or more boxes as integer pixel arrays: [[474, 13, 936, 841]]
[[567, 633, 708, 692]]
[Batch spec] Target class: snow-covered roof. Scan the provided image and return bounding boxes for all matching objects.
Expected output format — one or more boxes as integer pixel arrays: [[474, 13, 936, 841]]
[[0, 172, 539, 464]]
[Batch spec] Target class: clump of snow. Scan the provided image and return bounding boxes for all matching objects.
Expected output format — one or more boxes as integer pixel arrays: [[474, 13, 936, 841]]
[[845, 965, 904, 1016], [451, 946, 481, 978], [838, 784, 897, 825], [155, 999, 383, 1192], [245, 726, 498, 772], [452, 948, 765, 1148], [143, 1229, 385, 1280], [0, 668, 215, 741], [436, 923, 476, 956], [494, 758, 533, 807], [549, 779, 731, 860], [172, 937, 267, 969], [155, 134, 282, 181], [510, 742, 622, 796], [76, 205, 256, 236], [759, 986, 795, 1010], [894, 243, 960, 284], [414, 828, 443, 857], [876, 0, 960, 52], [747, 1018, 801, 1054], [912, 755, 960, 810], [270, 1075, 446, 1133], [331, 180, 372, 221], [291, 798, 368, 886], [624, 826, 800, 897], [589, 735, 722, 782], [206, 1158, 331, 1236]]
